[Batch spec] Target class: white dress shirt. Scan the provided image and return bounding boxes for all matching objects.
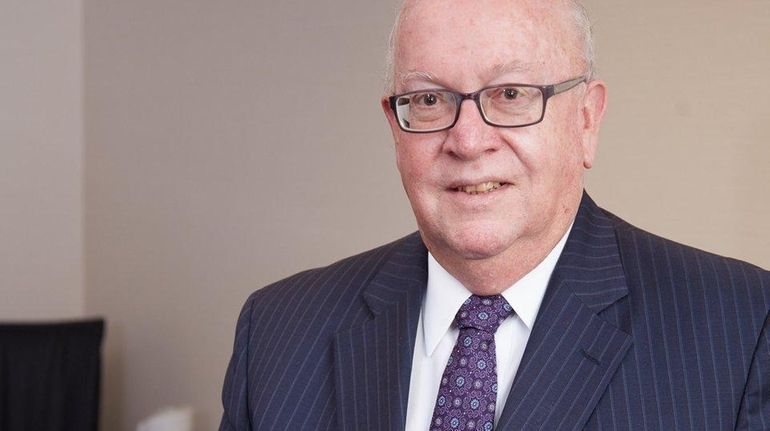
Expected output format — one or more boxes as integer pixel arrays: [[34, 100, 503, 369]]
[[405, 226, 572, 430]]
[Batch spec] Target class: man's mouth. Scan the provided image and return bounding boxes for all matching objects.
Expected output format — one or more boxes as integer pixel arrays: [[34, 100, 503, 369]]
[[455, 181, 504, 195]]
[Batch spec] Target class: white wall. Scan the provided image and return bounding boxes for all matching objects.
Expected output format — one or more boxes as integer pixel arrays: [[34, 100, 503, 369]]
[[0, 0, 84, 319]]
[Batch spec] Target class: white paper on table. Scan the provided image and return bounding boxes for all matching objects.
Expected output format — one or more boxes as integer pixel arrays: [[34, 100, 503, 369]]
[[136, 406, 193, 431]]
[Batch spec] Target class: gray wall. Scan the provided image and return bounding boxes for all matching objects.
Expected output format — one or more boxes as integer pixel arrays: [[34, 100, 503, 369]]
[[2, 1, 767, 430], [1, 0, 84, 319], [84, 1, 409, 429]]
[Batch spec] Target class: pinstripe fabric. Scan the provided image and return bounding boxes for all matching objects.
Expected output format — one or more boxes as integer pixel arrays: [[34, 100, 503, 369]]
[[219, 192, 770, 430], [219, 233, 427, 431]]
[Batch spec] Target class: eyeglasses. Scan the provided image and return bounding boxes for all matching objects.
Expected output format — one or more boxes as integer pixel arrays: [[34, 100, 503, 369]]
[[388, 76, 586, 133]]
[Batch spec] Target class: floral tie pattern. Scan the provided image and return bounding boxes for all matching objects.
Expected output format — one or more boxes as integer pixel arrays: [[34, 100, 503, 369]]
[[430, 294, 513, 431]]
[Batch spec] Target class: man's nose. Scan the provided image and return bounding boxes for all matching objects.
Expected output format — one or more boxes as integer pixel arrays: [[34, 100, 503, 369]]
[[443, 100, 501, 160]]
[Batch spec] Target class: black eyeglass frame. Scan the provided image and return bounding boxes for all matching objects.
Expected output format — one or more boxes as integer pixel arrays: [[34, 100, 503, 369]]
[[388, 76, 587, 133]]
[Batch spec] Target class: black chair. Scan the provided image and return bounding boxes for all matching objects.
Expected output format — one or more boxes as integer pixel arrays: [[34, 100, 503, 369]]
[[0, 319, 105, 431]]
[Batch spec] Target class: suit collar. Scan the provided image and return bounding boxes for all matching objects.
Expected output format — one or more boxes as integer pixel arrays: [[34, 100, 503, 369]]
[[553, 192, 629, 313], [359, 232, 428, 317]]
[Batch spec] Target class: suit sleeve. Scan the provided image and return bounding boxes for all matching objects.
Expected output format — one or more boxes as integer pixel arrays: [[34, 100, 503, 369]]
[[735, 306, 770, 430], [219, 295, 255, 431]]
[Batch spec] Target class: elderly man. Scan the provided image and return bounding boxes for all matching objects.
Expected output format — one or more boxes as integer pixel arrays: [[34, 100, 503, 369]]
[[220, 0, 770, 430]]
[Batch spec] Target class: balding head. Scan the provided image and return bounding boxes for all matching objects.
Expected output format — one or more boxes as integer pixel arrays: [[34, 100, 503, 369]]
[[384, 0, 596, 94]]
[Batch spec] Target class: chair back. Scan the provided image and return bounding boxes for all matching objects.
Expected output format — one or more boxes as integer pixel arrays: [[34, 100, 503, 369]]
[[0, 319, 105, 431]]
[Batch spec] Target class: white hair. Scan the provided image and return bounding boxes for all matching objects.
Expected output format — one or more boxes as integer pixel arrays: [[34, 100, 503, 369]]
[[383, 0, 597, 94]]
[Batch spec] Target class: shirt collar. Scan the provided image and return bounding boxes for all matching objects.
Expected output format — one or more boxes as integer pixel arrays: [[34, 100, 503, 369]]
[[422, 223, 573, 356]]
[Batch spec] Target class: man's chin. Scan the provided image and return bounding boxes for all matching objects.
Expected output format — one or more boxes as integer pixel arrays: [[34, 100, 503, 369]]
[[437, 231, 517, 262], [451, 244, 510, 261]]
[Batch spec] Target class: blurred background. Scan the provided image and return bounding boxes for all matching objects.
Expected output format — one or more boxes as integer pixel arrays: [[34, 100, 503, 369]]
[[1, 0, 768, 429]]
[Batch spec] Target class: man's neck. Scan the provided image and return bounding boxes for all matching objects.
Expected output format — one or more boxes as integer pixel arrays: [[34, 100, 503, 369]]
[[426, 207, 578, 296]]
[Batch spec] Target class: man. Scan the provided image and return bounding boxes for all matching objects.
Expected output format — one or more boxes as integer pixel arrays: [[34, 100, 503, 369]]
[[220, 0, 770, 430]]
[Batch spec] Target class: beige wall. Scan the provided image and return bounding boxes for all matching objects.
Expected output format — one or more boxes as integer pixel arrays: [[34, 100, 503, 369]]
[[83, 1, 408, 429], [1, 0, 84, 319], [0, 0, 745, 430], [584, 0, 770, 268]]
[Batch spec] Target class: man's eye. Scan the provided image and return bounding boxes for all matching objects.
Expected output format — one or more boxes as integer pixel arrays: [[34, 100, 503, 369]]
[[415, 93, 439, 106], [502, 88, 519, 100]]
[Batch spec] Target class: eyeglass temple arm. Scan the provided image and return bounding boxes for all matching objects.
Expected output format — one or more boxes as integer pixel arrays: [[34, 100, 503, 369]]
[[550, 76, 588, 96]]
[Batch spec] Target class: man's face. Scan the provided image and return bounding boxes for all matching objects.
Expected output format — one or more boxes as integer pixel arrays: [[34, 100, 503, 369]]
[[383, 0, 606, 271]]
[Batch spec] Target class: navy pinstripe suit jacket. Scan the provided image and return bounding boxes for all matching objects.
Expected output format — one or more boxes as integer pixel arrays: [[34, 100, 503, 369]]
[[220, 193, 770, 430]]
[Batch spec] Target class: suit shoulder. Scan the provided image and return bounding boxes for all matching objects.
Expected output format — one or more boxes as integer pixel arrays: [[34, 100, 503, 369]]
[[240, 232, 420, 322], [603, 209, 770, 307]]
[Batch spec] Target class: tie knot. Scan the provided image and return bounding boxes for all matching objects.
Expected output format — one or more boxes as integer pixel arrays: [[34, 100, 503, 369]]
[[455, 294, 513, 333]]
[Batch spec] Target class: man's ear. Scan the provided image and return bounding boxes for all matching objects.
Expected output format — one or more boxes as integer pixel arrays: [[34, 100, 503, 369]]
[[381, 97, 401, 144], [579, 79, 608, 169]]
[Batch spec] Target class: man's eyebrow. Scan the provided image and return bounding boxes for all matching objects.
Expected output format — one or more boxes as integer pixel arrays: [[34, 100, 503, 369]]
[[398, 70, 439, 87], [397, 61, 537, 90]]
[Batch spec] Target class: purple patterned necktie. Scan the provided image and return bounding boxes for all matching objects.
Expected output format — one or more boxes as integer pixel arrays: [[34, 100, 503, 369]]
[[430, 294, 513, 431]]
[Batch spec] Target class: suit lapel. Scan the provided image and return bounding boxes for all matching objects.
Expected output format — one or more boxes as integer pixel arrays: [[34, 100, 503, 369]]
[[333, 233, 427, 431], [497, 193, 633, 430]]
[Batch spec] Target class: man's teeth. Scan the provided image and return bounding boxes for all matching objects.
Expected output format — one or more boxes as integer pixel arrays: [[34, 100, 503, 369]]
[[457, 181, 503, 194]]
